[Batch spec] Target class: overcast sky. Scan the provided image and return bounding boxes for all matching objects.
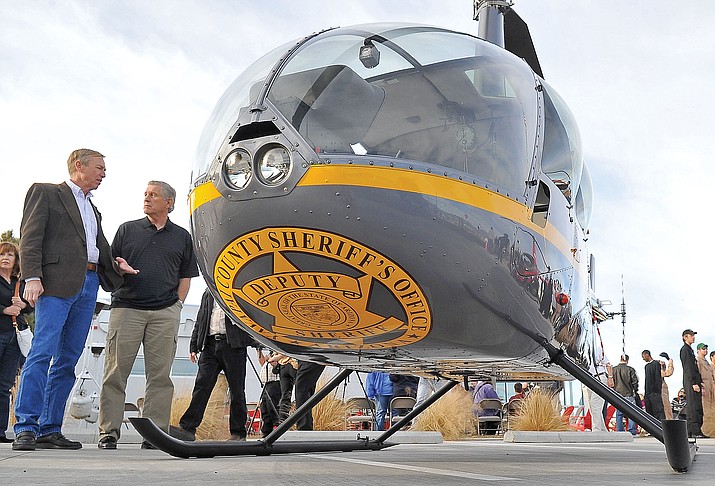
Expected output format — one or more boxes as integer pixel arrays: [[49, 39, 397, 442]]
[[1, 0, 712, 397]]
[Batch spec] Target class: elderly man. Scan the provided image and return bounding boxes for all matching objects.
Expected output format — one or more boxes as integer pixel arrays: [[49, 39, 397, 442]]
[[680, 329, 706, 438], [13, 149, 135, 451], [98, 181, 199, 450]]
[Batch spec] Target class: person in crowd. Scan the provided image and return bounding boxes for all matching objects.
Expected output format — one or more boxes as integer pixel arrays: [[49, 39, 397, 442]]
[[389, 374, 418, 417], [271, 352, 298, 423], [658, 352, 674, 419], [366, 371, 394, 430], [508, 383, 526, 402], [294, 360, 325, 430], [612, 354, 639, 436], [642, 350, 665, 421], [0, 242, 33, 443], [168, 288, 255, 444], [696, 343, 714, 421], [13, 149, 132, 451], [583, 331, 612, 432], [97, 181, 198, 450], [671, 388, 687, 420], [680, 329, 706, 438], [389, 373, 418, 398], [472, 381, 501, 434], [256, 348, 281, 438], [415, 376, 450, 406]]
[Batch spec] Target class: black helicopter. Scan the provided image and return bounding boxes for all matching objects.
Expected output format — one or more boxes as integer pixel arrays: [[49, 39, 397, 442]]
[[132, 1, 696, 472]]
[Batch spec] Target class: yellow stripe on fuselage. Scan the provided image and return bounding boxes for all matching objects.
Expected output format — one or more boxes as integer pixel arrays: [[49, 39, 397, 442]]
[[188, 165, 574, 261], [189, 179, 222, 211], [297, 165, 573, 260]]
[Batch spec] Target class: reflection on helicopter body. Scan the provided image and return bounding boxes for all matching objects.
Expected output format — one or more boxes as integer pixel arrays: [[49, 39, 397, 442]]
[[188, 21, 598, 381]]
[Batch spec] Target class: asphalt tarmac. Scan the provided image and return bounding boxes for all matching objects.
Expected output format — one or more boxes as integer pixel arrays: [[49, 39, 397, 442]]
[[2, 435, 713, 485]]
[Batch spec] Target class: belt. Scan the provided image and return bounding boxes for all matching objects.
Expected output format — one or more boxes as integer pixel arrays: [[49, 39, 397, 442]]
[[211, 334, 226, 340], [87, 263, 98, 272]]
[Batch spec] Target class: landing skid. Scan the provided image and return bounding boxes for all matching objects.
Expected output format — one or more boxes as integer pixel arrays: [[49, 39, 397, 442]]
[[130, 417, 392, 458], [131, 367, 458, 459]]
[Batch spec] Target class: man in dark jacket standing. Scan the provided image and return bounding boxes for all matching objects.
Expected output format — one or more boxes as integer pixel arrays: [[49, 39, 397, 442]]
[[612, 354, 639, 436], [172, 288, 256, 441], [680, 329, 706, 438]]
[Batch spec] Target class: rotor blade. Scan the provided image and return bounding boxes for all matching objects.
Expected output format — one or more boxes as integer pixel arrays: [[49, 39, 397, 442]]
[[504, 8, 544, 79]]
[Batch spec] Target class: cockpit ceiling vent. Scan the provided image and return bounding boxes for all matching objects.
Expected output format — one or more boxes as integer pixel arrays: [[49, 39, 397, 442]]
[[230, 121, 281, 144]]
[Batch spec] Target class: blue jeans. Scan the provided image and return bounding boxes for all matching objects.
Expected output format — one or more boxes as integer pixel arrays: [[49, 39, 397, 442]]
[[374, 394, 392, 430], [616, 395, 638, 435], [14, 271, 99, 436], [0, 330, 23, 438]]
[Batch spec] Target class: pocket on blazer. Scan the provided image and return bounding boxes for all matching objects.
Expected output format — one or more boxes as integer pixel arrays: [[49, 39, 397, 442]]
[[42, 254, 60, 265]]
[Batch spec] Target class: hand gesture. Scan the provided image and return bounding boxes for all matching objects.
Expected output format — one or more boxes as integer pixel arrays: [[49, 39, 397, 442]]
[[115, 257, 139, 276]]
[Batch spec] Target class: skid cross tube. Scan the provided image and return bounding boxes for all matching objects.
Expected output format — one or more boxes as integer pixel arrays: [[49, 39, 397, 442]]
[[262, 366, 352, 445]]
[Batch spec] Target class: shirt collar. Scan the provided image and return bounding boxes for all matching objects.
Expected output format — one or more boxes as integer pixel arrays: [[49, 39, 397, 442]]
[[66, 179, 93, 199], [142, 216, 174, 231]]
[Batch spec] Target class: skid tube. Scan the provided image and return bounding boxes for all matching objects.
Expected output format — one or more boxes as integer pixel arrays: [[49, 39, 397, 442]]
[[542, 340, 697, 473], [131, 367, 394, 458]]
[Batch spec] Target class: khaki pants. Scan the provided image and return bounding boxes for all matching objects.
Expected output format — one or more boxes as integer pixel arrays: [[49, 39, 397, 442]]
[[662, 382, 673, 420], [98, 302, 181, 439]]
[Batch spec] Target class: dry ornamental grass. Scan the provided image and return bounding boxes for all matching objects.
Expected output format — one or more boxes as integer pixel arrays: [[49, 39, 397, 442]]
[[170, 374, 230, 440], [510, 388, 569, 432], [410, 387, 477, 440]]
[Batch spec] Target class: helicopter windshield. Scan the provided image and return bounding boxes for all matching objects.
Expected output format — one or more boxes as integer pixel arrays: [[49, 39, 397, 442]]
[[193, 24, 540, 197], [268, 24, 538, 196]]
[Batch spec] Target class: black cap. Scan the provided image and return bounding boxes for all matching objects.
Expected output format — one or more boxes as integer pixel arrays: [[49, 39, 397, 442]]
[[682, 329, 697, 337], [659, 352, 670, 360]]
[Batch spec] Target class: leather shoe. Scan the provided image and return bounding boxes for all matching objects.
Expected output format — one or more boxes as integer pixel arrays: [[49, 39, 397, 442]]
[[228, 434, 247, 441], [98, 436, 117, 450], [36, 432, 82, 450], [169, 425, 195, 441], [140, 440, 156, 449], [12, 431, 36, 451]]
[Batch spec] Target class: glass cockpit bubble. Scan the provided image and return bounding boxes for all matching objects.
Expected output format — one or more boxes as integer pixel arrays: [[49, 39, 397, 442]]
[[193, 23, 543, 197]]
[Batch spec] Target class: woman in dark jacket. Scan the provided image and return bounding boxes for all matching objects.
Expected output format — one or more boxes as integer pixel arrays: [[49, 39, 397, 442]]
[[0, 241, 33, 442]]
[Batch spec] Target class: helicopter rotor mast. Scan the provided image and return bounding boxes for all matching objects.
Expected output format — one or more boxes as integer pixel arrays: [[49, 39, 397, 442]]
[[473, 0, 513, 47]]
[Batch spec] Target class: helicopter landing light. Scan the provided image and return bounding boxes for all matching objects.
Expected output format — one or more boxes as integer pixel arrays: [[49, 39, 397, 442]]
[[257, 144, 292, 186], [223, 149, 252, 189]]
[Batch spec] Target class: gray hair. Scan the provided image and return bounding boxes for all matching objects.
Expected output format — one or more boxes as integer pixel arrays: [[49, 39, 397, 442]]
[[148, 180, 176, 213]]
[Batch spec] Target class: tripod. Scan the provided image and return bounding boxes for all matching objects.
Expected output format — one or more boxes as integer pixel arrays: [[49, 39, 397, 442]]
[[67, 302, 109, 422]]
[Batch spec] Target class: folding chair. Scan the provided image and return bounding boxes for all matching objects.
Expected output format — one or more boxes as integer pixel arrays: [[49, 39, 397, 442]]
[[389, 396, 416, 427], [345, 397, 376, 430], [475, 398, 503, 435]]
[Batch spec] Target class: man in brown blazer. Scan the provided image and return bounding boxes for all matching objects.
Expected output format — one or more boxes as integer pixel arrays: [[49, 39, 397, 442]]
[[13, 148, 135, 451]]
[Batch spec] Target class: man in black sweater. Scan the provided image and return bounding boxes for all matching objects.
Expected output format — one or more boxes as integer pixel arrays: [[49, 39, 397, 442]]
[[642, 350, 665, 421]]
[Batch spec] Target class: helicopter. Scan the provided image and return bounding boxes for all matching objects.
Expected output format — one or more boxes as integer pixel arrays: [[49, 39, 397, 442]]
[[132, 0, 696, 471]]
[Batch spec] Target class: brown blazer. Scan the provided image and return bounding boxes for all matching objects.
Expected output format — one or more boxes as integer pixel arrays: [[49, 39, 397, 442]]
[[19, 182, 123, 298]]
